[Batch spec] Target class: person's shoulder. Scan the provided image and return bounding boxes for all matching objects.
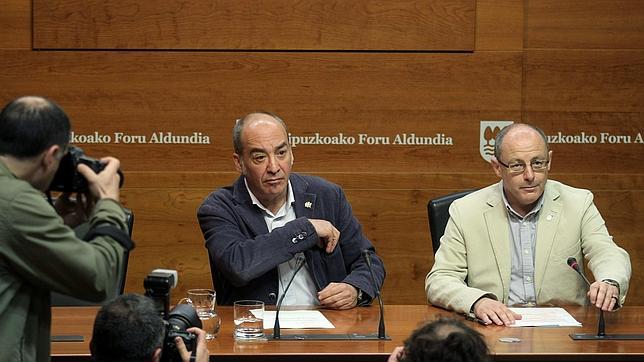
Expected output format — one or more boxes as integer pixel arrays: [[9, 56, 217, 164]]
[[453, 183, 498, 205], [0, 176, 46, 205], [547, 179, 593, 201], [0, 177, 54, 222], [199, 183, 236, 210], [292, 173, 341, 192]]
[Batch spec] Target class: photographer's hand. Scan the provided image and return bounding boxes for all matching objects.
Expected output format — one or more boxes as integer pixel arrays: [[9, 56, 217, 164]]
[[54, 192, 94, 227], [77, 157, 121, 202], [175, 327, 210, 362]]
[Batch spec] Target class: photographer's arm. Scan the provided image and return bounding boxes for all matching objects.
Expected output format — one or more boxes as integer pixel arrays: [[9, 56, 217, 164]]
[[5, 188, 128, 301]]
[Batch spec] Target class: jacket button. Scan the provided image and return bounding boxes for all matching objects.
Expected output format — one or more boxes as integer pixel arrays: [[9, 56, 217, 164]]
[[268, 293, 277, 300], [291, 237, 298, 243]]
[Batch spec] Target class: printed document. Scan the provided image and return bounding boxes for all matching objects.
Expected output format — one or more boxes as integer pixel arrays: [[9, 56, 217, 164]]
[[262, 310, 335, 329], [509, 307, 582, 327]]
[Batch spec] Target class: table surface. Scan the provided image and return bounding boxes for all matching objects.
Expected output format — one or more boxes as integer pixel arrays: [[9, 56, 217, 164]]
[[51, 304, 644, 361]]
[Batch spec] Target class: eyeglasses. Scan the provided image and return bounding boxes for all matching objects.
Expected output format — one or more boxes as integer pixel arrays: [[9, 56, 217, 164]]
[[498, 159, 549, 173]]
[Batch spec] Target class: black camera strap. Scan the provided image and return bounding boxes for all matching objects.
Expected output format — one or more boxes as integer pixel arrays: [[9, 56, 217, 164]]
[[84, 224, 135, 251]]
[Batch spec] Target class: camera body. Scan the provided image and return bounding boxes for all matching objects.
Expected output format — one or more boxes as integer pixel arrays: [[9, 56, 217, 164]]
[[48, 145, 123, 192], [144, 270, 202, 362]]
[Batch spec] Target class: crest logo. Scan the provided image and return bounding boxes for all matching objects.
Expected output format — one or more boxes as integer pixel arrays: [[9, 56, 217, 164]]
[[480, 121, 513, 162]]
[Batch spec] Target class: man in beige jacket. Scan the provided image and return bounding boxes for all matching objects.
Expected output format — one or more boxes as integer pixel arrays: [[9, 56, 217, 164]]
[[425, 123, 631, 326]]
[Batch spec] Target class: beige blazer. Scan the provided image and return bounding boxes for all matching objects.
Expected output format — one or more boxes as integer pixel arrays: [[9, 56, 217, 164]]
[[425, 180, 631, 314]]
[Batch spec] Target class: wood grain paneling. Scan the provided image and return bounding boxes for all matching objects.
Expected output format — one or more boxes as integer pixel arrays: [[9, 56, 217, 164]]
[[525, 50, 644, 113], [0, 49, 523, 174], [33, 0, 476, 51], [0, 0, 30, 49], [476, 0, 524, 50], [527, 0, 644, 49]]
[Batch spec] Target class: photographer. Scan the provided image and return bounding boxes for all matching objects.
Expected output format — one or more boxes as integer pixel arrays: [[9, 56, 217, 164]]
[[0, 96, 133, 361], [91, 294, 210, 362]]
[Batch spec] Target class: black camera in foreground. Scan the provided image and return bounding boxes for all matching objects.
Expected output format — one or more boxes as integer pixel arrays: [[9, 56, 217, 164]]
[[144, 270, 202, 362], [48, 145, 124, 193]]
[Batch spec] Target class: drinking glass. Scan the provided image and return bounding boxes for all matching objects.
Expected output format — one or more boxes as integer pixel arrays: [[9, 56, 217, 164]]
[[179, 289, 221, 339], [233, 300, 265, 340]]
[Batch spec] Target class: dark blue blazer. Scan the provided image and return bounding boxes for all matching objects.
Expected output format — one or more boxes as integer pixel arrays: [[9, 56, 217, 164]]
[[197, 173, 385, 305]]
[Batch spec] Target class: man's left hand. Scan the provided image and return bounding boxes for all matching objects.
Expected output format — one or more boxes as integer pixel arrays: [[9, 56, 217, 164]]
[[588, 281, 619, 312], [54, 192, 94, 227], [318, 282, 358, 309]]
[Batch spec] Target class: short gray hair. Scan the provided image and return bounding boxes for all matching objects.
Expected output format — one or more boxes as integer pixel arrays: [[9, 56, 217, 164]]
[[233, 112, 289, 154], [494, 123, 549, 160]]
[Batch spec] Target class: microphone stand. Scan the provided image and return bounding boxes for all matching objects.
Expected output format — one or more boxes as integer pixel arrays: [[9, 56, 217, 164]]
[[363, 250, 387, 339], [272, 256, 306, 339], [567, 257, 644, 340]]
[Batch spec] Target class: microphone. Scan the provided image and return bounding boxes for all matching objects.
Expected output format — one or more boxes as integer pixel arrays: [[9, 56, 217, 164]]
[[567, 257, 592, 286], [567, 257, 605, 337], [272, 255, 306, 339], [362, 249, 387, 340]]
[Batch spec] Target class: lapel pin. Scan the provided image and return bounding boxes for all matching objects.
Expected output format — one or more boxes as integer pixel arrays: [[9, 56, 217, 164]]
[[305, 201, 312, 209]]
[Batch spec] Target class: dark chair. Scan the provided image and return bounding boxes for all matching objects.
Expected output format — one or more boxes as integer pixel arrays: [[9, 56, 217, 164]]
[[51, 208, 134, 306], [427, 190, 475, 254]]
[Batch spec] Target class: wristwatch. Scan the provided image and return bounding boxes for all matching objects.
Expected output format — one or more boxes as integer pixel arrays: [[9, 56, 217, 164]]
[[356, 288, 364, 305], [602, 279, 620, 292]]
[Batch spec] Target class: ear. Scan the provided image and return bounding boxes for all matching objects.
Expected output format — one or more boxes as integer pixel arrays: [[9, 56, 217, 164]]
[[150, 347, 162, 362], [546, 150, 553, 171], [233, 153, 243, 174], [41, 144, 61, 170], [490, 157, 503, 178]]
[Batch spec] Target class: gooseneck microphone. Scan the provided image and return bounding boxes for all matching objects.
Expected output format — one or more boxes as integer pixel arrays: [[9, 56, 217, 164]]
[[362, 249, 386, 339], [567, 257, 605, 337], [567, 257, 644, 340], [567, 257, 592, 287], [272, 255, 306, 339]]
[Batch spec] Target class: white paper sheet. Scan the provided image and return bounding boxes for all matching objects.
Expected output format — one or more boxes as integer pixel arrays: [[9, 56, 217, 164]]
[[260, 310, 335, 329], [508, 307, 582, 327]]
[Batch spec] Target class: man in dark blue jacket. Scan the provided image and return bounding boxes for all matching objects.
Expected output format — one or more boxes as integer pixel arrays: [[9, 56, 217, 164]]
[[198, 112, 385, 308]]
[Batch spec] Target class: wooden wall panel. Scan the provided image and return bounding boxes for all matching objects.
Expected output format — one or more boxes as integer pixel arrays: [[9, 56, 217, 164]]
[[0, 0, 30, 49], [525, 50, 644, 113], [526, 0, 644, 49], [476, 0, 524, 50], [33, 0, 476, 51], [0, 49, 523, 174]]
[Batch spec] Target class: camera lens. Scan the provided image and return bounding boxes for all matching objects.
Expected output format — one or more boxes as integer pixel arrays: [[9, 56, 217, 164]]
[[167, 304, 202, 330]]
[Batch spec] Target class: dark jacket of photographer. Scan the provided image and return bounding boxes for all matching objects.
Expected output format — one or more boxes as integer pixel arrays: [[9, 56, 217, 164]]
[[0, 160, 129, 362], [198, 173, 385, 306]]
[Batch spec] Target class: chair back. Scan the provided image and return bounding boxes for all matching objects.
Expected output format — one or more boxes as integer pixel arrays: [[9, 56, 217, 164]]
[[427, 190, 475, 254], [51, 208, 133, 306]]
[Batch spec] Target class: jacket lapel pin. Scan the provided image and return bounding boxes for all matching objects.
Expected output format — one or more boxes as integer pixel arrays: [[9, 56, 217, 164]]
[[305, 201, 312, 209]]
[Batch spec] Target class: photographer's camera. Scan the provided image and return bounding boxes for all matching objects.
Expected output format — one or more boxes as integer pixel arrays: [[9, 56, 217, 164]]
[[49, 145, 124, 192], [144, 270, 202, 362]]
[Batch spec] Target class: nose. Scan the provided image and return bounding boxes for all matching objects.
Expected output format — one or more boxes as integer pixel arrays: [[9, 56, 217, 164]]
[[266, 154, 280, 174], [523, 164, 535, 181]]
